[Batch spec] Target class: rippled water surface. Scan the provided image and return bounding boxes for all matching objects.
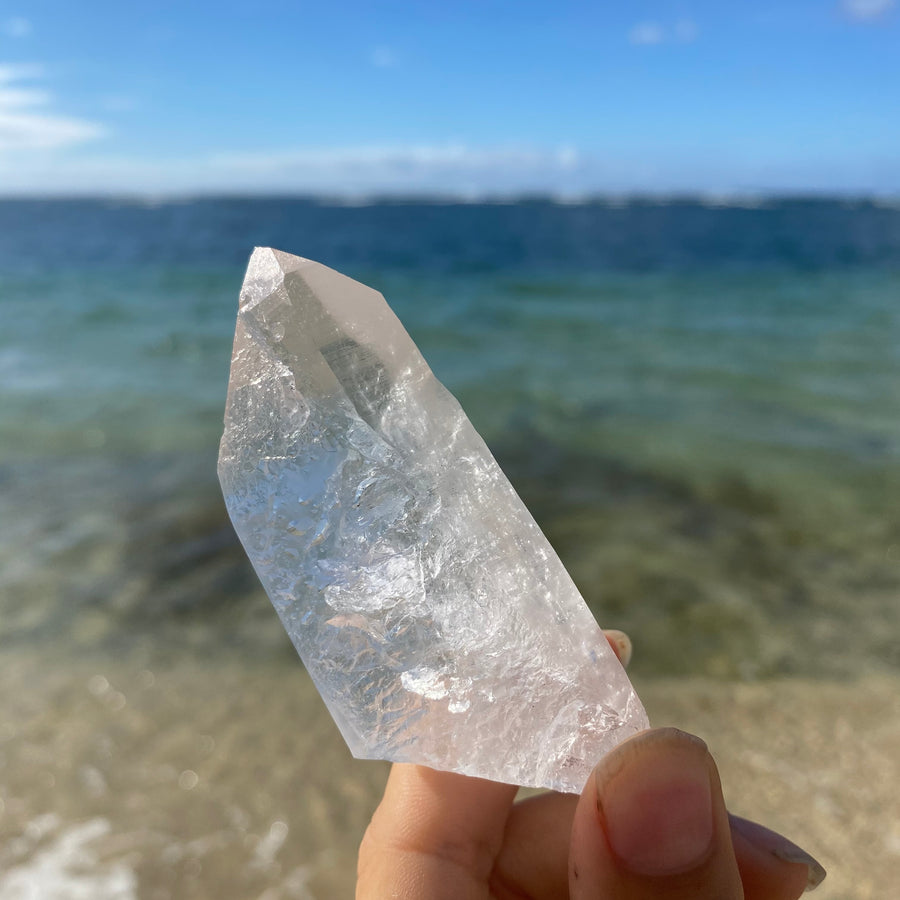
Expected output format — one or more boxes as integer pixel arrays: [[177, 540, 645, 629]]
[[3, 197, 898, 676], [1, 197, 898, 897]]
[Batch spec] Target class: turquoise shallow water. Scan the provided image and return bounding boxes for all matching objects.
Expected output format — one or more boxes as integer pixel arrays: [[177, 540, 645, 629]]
[[1, 198, 899, 679]]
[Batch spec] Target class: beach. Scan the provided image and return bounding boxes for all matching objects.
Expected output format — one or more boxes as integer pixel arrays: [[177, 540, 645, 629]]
[[1, 197, 898, 897], [1, 643, 897, 898]]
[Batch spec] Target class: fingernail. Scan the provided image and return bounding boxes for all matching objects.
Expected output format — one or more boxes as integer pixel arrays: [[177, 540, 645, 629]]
[[598, 730, 714, 876], [730, 815, 826, 892], [605, 630, 633, 667]]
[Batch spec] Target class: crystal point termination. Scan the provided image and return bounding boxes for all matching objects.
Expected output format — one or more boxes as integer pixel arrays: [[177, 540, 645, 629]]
[[218, 248, 648, 793]]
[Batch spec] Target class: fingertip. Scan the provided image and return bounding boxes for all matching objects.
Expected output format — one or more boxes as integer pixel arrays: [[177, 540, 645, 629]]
[[604, 629, 633, 667]]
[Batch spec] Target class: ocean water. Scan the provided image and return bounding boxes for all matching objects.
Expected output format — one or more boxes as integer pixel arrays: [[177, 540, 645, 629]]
[[2, 197, 899, 680], [2, 197, 899, 898]]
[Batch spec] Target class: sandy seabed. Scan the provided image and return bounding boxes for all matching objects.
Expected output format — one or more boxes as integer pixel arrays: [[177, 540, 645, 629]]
[[0, 648, 896, 899]]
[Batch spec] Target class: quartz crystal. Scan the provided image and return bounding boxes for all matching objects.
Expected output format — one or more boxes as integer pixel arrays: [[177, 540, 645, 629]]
[[218, 248, 648, 793]]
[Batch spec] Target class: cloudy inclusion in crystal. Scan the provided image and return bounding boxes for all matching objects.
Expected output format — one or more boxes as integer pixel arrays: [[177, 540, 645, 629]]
[[218, 248, 648, 793]]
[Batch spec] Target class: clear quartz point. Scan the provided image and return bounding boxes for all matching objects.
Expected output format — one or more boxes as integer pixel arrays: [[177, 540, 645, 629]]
[[218, 248, 649, 793]]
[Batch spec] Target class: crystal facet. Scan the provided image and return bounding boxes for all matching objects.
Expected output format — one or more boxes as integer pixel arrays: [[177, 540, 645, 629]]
[[218, 248, 649, 793]]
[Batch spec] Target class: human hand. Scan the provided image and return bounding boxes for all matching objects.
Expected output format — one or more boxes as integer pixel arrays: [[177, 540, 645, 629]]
[[357, 632, 825, 899]]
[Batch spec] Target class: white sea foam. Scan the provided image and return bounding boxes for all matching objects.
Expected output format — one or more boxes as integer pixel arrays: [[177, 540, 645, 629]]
[[0, 817, 137, 900]]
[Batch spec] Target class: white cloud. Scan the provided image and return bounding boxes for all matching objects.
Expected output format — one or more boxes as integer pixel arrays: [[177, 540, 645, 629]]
[[0, 62, 42, 80], [629, 22, 665, 45], [556, 145, 579, 170], [628, 18, 700, 47], [1, 142, 600, 195], [0, 63, 105, 152], [369, 45, 398, 68], [212, 144, 551, 171], [630, 19, 698, 45], [674, 19, 699, 42], [3, 142, 899, 197], [843, 0, 895, 19], [3, 16, 31, 38], [206, 143, 584, 193], [0, 85, 49, 108]]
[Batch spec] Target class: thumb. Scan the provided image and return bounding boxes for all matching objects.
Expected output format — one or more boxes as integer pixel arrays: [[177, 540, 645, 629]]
[[569, 728, 743, 900]]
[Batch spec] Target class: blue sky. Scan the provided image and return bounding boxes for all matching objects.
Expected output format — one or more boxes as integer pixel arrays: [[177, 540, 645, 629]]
[[1, 1, 898, 195]]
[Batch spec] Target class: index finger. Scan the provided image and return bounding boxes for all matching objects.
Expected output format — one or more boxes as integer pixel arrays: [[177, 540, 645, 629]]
[[357, 764, 518, 899]]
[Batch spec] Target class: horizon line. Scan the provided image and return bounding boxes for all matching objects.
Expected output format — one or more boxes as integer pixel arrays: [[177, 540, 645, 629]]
[[1, 189, 899, 208]]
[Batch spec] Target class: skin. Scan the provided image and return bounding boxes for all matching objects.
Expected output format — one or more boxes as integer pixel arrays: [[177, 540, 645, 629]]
[[357, 633, 823, 899]]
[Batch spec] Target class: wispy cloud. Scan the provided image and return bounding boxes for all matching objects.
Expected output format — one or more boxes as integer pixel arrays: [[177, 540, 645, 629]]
[[629, 19, 698, 46], [2, 16, 31, 38], [673, 20, 699, 42], [212, 144, 556, 170], [2, 142, 597, 195], [842, 0, 896, 20], [629, 22, 665, 45], [369, 45, 398, 68], [4, 142, 900, 197], [209, 143, 582, 192], [0, 64, 105, 152]]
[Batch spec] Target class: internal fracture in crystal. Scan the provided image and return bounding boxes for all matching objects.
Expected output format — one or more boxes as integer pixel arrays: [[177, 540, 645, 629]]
[[218, 248, 648, 793]]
